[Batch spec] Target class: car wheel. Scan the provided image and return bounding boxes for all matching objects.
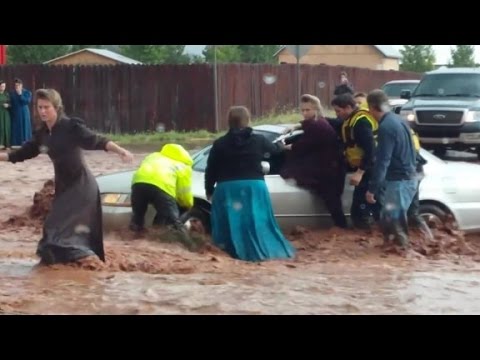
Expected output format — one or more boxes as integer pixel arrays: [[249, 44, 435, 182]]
[[180, 207, 211, 234], [419, 203, 451, 229], [476, 146, 480, 160]]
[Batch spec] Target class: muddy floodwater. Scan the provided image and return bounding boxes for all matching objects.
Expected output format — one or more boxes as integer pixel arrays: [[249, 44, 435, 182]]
[[1, 149, 480, 315]]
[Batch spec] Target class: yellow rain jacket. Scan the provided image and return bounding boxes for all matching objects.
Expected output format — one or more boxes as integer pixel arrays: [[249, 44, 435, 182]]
[[341, 108, 379, 168], [132, 144, 194, 209]]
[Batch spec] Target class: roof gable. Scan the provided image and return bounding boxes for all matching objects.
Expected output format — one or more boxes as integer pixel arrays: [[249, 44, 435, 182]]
[[44, 48, 143, 64]]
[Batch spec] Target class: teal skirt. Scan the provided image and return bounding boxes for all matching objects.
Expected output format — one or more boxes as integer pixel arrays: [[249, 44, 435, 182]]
[[211, 179, 296, 262]]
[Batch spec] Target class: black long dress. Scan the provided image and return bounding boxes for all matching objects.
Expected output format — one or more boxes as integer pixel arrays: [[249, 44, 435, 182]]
[[8, 116, 110, 264]]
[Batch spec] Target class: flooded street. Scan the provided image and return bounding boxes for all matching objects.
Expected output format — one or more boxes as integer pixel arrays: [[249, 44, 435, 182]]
[[1, 150, 480, 315]]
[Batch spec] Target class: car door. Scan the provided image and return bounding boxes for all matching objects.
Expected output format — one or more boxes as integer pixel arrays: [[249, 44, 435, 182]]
[[265, 130, 355, 232], [265, 172, 354, 232]]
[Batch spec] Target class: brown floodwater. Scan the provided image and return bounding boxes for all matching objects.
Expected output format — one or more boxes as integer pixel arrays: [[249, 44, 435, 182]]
[[1, 149, 480, 315]]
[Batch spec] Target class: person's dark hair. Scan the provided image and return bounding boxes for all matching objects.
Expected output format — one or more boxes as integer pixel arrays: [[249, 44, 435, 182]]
[[14, 78, 23, 84], [333, 83, 354, 96], [340, 71, 347, 77], [35, 88, 65, 117], [228, 106, 251, 129], [331, 93, 357, 109], [367, 89, 390, 112]]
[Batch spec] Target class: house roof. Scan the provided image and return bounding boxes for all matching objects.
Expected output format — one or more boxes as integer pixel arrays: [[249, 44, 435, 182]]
[[373, 45, 401, 59], [44, 48, 143, 65], [273, 45, 401, 59]]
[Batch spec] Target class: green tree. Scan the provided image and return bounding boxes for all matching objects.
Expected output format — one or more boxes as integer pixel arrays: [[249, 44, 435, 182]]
[[119, 45, 191, 64], [449, 45, 476, 67], [188, 54, 206, 64], [237, 45, 282, 63], [70, 45, 105, 52], [399, 45, 436, 72], [202, 45, 242, 63], [7, 45, 71, 64], [202, 45, 281, 63]]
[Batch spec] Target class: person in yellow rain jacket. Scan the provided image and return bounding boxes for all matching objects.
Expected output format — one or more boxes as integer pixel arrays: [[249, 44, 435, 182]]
[[332, 93, 380, 230], [130, 143, 193, 233]]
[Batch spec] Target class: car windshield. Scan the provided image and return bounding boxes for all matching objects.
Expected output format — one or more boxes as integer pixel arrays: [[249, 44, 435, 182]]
[[192, 129, 280, 172], [413, 73, 480, 97], [382, 82, 419, 98]]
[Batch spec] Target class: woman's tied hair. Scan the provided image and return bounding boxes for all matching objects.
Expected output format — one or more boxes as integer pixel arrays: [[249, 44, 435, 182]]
[[35, 88, 64, 117], [228, 105, 251, 129], [300, 94, 325, 117]]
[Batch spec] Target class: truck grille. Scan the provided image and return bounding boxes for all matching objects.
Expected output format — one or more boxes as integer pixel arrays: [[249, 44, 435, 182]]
[[415, 128, 461, 138], [416, 110, 464, 125]]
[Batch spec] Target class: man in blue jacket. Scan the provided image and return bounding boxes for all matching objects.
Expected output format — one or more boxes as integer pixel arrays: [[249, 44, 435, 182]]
[[365, 90, 418, 248]]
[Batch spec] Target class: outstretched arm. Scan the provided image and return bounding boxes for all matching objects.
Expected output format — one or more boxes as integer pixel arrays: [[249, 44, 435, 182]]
[[105, 141, 133, 163], [2, 138, 41, 163], [71, 118, 133, 163]]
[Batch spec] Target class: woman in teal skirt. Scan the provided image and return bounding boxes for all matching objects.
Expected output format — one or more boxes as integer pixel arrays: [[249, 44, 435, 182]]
[[205, 106, 295, 262]]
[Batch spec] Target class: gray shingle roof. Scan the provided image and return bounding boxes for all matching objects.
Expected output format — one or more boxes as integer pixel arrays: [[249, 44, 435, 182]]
[[373, 45, 401, 59], [44, 48, 143, 65]]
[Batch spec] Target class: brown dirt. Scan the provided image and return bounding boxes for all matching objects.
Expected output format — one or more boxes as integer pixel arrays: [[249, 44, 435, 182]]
[[2, 179, 54, 229], [288, 222, 480, 263]]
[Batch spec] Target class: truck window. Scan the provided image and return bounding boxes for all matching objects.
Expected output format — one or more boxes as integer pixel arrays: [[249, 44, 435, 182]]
[[382, 82, 418, 97], [414, 73, 480, 97]]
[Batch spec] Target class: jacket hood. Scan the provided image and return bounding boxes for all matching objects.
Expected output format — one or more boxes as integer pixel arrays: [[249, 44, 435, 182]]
[[159, 144, 193, 166]]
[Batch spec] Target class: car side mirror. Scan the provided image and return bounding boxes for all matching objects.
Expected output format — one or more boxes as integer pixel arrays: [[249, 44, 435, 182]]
[[400, 90, 412, 100], [261, 161, 270, 175]]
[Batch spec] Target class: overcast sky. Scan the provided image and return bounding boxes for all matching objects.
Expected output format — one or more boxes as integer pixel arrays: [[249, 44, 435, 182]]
[[184, 45, 480, 64]]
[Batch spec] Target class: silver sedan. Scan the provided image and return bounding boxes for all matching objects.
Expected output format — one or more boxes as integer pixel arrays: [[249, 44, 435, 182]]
[[96, 124, 480, 233]]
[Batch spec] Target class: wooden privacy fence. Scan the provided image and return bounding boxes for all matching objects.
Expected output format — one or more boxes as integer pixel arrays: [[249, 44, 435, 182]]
[[0, 63, 421, 133]]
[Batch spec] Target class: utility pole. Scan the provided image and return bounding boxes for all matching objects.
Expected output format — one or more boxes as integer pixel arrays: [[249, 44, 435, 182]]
[[296, 45, 301, 107], [213, 45, 219, 132]]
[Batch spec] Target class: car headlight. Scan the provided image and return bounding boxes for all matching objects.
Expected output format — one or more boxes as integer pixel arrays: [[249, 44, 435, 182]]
[[465, 111, 480, 123], [400, 110, 415, 122], [101, 193, 131, 207]]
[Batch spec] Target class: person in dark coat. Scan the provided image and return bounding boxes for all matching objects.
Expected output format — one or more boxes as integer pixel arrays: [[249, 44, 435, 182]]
[[205, 105, 295, 262], [281, 94, 347, 228], [333, 71, 354, 96], [10, 78, 32, 147], [0, 88, 133, 265]]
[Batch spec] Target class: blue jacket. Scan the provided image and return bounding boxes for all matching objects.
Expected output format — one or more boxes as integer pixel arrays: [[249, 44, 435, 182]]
[[368, 112, 417, 194]]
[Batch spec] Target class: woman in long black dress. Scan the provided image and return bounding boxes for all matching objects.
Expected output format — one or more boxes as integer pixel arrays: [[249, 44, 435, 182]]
[[0, 88, 133, 265]]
